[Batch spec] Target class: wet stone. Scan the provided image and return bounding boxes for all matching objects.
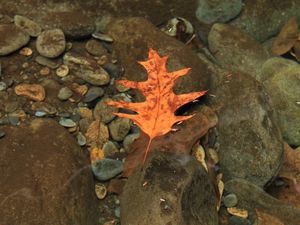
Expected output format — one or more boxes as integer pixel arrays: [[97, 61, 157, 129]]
[[5, 102, 18, 113], [92, 32, 114, 42], [59, 117, 77, 128], [0, 81, 7, 91], [103, 63, 123, 79], [114, 207, 121, 218], [123, 133, 140, 152], [95, 183, 107, 200], [35, 56, 60, 69], [14, 15, 41, 37], [8, 116, 20, 126], [57, 87, 73, 101], [35, 111, 47, 117], [0, 24, 30, 56], [92, 158, 123, 181], [83, 86, 104, 103], [108, 117, 131, 142], [229, 216, 251, 225], [223, 193, 238, 208], [103, 141, 119, 158], [85, 39, 107, 56], [36, 29, 66, 58], [76, 132, 86, 146], [93, 98, 118, 123]]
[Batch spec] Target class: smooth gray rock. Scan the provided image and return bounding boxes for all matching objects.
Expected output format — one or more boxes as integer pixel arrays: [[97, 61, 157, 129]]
[[121, 152, 218, 225], [229, 0, 300, 42], [57, 87, 73, 101], [225, 179, 300, 225], [196, 0, 243, 24], [92, 158, 123, 181], [0, 24, 30, 56], [14, 15, 41, 37], [208, 72, 283, 187], [36, 29, 66, 58], [83, 87, 104, 103], [208, 23, 270, 79], [261, 57, 300, 146]]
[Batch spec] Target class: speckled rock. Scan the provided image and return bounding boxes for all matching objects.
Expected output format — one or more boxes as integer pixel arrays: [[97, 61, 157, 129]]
[[36, 29, 66, 58], [57, 87, 73, 101], [208, 23, 270, 79], [93, 98, 118, 123], [121, 152, 218, 225], [85, 39, 107, 56], [14, 15, 41, 37], [0, 24, 30, 56], [103, 141, 119, 158], [108, 117, 131, 142], [261, 57, 300, 146], [229, 0, 300, 42], [196, 0, 243, 24], [208, 72, 283, 187]]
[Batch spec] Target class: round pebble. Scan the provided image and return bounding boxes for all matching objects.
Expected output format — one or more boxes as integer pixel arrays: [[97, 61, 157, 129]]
[[91, 158, 123, 181], [0, 130, 5, 138], [59, 118, 76, 128], [0, 81, 7, 91], [223, 193, 238, 208], [8, 116, 20, 126], [36, 29, 66, 58], [57, 87, 73, 101], [35, 111, 47, 117], [14, 15, 41, 37], [95, 183, 107, 200], [40, 67, 50, 75], [76, 132, 86, 146], [83, 86, 104, 103], [56, 65, 69, 77], [19, 47, 33, 56]]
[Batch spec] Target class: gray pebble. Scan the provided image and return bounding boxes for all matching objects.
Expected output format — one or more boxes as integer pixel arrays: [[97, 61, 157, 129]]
[[35, 55, 60, 69], [83, 86, 104, 103], [76, 132, 86, 146], [123, 133, 140, 152], [57, 87, 73, 101], [8, 116, 20, 126], [85, 39, 107, 56], [14, 15, 41, 37], [91, 158, 123, 181], [108, 117, 131, 141], [59, 117, 76, 128], [223, 193, 238, 208], [103, 63, 123, 78], [0, 129, 5, 138], [114, 207, 121, 218], [0, 81, 7, 91], [35, 111, 47, 117]]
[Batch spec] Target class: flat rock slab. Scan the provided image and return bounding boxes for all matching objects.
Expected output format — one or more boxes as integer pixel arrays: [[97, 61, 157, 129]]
[[225, 179, 300, 225], [208, 72, 283, 187], [0, 24, 30, 56], [0, 119, 98, 225], [121, 152, 218, 225]]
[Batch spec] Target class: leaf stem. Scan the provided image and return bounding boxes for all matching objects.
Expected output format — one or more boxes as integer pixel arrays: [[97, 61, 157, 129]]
[[142, 137, 153, 167]]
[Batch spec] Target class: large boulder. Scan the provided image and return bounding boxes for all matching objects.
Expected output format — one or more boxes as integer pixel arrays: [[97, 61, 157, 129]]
[[121, 152, 218, 225], [0, 119, 98, 225], [208, 72, 283, 187], [260, 57, 300, 146]]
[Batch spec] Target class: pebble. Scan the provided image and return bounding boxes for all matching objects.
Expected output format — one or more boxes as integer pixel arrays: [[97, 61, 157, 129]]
[[76, 132, 86, 146], [14, 15, 41, 37], [85, 39, 107, 56], [0, 81, 7, 91], [78, 107, 93, 119], [93, 98, 118, 123], [56, 65, 69, 77], [35, 56, 60, 69], [0, 130, 5, 138], [35, 111, 47, 117], [0, 24, 30, 56], [59, 117, 77, 128], [103, 141, 119, 157], [8, 116, 20, 126], [114, 207, 121, 218], [91, 158, 123, 181], [57, 87, 73, 101], [31, 102, 57, 115], [14, 83, 46, 101], [36, 29, 66, 58], [103, 63, 123, 79], [95, 183, 107, 200], [39, 67, 50, 75], [75, 66, 110, 86], [108, 117, 131, 141], [123, 133, 140, 152], [223, 193, 238, 208], [92, 32, 114, 42], [5, 102, 19, 113], [70, 83, 88, 96], [83, 86, 104, 103], [19, 47, 33, 56]]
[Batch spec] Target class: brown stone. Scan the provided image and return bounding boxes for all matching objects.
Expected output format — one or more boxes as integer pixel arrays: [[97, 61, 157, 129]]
[[15, 83, 46, 101]]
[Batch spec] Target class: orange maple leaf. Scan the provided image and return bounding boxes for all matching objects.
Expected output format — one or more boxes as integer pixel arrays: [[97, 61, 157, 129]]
[[106, 48, 206, 165]]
